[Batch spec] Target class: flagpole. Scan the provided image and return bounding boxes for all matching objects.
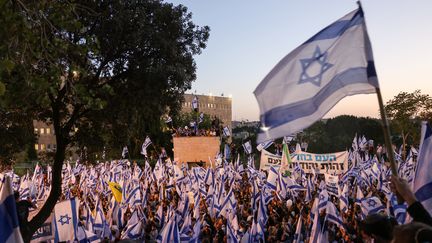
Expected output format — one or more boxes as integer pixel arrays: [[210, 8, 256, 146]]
[[357, 0, 398, 176], [375, 87, 398, 176]]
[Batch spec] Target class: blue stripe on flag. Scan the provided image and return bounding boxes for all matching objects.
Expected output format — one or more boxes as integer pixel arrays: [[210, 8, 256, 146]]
[[415, 182, 432, 202], [261, 67, 378, 129], [303, 9, 363, 44], [71, 198, 78, 237], [0, 194, 20, 242]]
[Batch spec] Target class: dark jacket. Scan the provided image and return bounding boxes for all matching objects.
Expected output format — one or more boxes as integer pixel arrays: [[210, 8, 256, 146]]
[[408, 201, 432, 226]]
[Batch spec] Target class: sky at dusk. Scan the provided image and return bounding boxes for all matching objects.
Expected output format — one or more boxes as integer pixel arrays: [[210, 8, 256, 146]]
[[167, 0, 432, 121]]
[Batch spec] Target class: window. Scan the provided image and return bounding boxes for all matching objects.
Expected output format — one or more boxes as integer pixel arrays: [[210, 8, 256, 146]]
[[34, 144, 39, 151], [34, 128, 38, 134], [47, 144, 51, 150], [46, 128, 51, 134], [40, 128, 45, 134], [40, 144, 45, 150]]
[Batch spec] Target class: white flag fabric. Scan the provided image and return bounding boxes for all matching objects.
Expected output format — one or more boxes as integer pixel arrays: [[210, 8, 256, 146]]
[[242, 141, 252, 155], [223, 126, 231, 137], [340, 183, 349, 213], [192, 96, 198, 111], [157, 215, 180, 243], [266, 166, 278, 190], [141, 136, 152, 156], [121, 146, 128, 159], [54, 198, 80, 242], [0, 175, 24, 243], [412, 122, 432, 215], [361, 196, 385, 217], [293, 214, 302, 243], [326, 201, 344, 228], [254, 7, 378, 142], [256, 140, 274, 152]]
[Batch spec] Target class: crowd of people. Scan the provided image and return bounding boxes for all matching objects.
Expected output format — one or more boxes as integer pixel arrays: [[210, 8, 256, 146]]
[[172, 127, 219, 137], [1, 144, 432, 242]]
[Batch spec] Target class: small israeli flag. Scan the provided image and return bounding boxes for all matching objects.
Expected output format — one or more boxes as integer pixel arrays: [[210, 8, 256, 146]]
[[256, 140, 274, 152], [223, 126, 231, 137], [242, 141, 252, 155], [254, 6, 379, 142], [165, 115, 172, 123], [141, 136, 152, 156], [192, 96, 199, 111], [361, 196, 385, 217], [121, 146, 128, 159], [283, 135, 294, 144]]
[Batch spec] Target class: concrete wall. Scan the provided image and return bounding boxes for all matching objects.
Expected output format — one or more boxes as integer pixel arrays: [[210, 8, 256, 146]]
[[173, 137, 220, 167]]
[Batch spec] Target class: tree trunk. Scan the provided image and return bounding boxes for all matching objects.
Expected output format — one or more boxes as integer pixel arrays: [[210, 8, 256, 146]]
[[21, 138, 66, 242], [21, 101, 68, 242]]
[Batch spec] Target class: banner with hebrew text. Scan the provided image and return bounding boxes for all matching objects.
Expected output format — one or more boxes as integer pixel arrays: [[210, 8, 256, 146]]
[[260, 150, 348, 174]]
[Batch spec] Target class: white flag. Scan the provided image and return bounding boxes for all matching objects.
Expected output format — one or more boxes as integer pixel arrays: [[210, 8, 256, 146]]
[[223, 126, 231, 137], [121, 146, 128, 159], [412, 122, 432, 215], [256, 140, 274, 152], [242, 141, 252, 154], [254, 7, 379, 142], [192, 96, 199, 111], [54, 198, 80, 242], [141, 136, 152, 156], [0, 175, 24, 243]]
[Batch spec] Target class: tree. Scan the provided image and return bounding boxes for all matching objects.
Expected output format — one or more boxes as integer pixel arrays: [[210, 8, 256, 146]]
[[301, 115, 384, 153], [0, 0, 209, 241], [0, 109, 35, 164], [385, 90, 432, 159], [176, 110, 212, 130]]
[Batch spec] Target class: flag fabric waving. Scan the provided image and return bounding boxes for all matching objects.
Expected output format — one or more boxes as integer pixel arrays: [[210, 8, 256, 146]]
[[256, 140, 274, 152], [141, 136, 152, 156], [254, 6, 379, 142], [0, 175, 23, 243], [192, 96, 199, 112], [223, 126, 231, 137], [412, 122, 432, 215], [54, 198, 80, 242], [121, 146, 128, 159], [242, 141, 252, 155], [108, 182, 122, 203]]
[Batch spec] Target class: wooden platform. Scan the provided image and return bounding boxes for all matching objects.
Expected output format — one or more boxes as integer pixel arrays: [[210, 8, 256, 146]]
[[173, 136, 220, 167]]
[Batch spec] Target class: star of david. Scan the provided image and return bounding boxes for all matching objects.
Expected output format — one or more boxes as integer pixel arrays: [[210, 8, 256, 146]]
[[58, 214, 71, 225], [298, 46, 333, 87], [367, 199, 377, 208]]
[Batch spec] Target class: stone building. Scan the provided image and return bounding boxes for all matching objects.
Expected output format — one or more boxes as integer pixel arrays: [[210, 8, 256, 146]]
[[33, 120, 56, 153], [181, 94, 232, 129]]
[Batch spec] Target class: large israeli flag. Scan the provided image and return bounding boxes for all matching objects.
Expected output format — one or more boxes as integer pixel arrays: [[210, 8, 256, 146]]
[[54, 198, 80, 242], [254, 7, 378, 142], [0, 175, 23, 243], [413, 122, 432, 215]]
